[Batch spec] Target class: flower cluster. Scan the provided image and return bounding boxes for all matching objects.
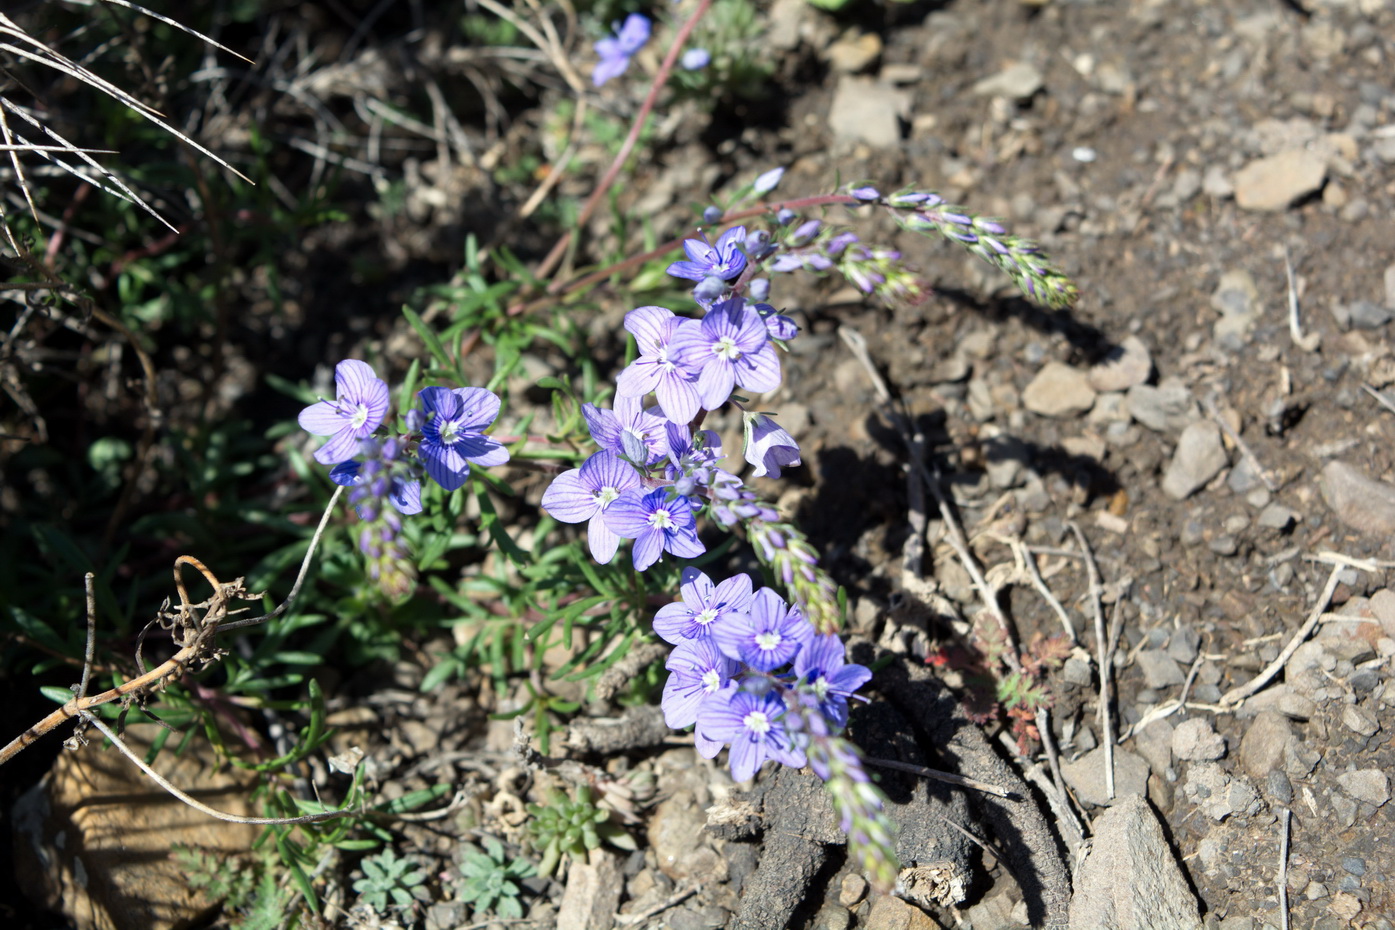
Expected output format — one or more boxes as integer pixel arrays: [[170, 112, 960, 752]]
[[654, 567, 897, 883], [542, 292, 797, 575], [298, 359, 509, 596]]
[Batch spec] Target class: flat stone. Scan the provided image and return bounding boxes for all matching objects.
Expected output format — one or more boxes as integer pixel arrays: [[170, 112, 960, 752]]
[[647, 791, 727, 882], [1137, 649, 1187, 688], [12, 729, 260, 930], [826, 31, 882, 73], [556, 852, 624, 930], [862, 895, 943, 929], [828, 76, 910, 147], [1133, 719, 1175, 777], [1342, 704, 1380, 737], [1256, 504, 1297, 531], [1182, 763, 1262, 821], [1336, 769, 1390, 807], [1067, 796, 1204, 930], [971, 61, 1044, 101], [1238, 711, 1295, 781], [1233, 148, 1327, 211], [1348, 299, 1392, 330], [1128, 380, 1197, 433], [1162, 421, 1229, 500], [1062, 746, 1150, 807], [1321, 460, 1395, 538], [1023, 361, 1096, 417], [1171, 718, 1227, 762], [1088, 336, 1153, 393]]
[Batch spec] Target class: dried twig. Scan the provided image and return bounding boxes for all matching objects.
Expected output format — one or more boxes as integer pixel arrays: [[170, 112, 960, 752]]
[[1284, 247, 1320, 352], [1277, 807, 1292, 930], [1070, 521, 1114, 800], [1013, 539, 1079, 644], [0, 486, 342, 766], [1220, 563, 1342, 707], [864, 756, 1016, 799]]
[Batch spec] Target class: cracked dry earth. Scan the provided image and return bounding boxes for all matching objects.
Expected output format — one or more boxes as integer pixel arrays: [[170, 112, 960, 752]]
[[11, 0, 1395, 928]]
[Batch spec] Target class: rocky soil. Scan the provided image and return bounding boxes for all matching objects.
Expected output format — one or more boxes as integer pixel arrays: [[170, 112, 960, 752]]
[[9, 0, 1395, 928]]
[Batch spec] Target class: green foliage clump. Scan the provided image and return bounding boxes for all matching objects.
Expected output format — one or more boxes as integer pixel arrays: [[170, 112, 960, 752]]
[[456, 835, 535, 919], [353, 848, 431, 913], [525, 784, 631, 876]]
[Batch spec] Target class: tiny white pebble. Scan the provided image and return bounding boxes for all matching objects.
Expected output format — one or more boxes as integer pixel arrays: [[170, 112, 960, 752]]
[[1072, 146, 1098, 163]]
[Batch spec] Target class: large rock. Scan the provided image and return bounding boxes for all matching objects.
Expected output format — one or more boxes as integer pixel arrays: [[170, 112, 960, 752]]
[[1023, 362, 1096, 417], [1061, 746, 1149, 806], [1321, 460, 1395, 538], [828, 76, 910, 147], [12, 729, 259, 930], [1233, 149, 1327, 211], [1067, 796, 1203, 930], [1161, 420, 1229, 500]]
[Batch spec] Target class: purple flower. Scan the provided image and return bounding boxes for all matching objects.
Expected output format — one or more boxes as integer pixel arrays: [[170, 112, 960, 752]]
[[667, 226, 748, 282], [328, 439, 422, 518], [753, 303, 798, 341], [849, 185, 881, 201], [593, 13, 650, 86], [713, 587, 814, 672], [662, 637, 740, 732], [583, 394, 670, 466], [654, 568, 755, 644], [795, 635, 872, 729], [669, 297, 782, 410], [742, 411, 801, 479], [418, 386, 509, 491], [605, 488, 704, 571], [681, 47, 711, 70], [615, 306, 701, 424], [665, 423, 727, 497], [698, 686, 806, 781], [298, 359, 390, 465], [753, 167, 785, 194], [540, 451, 642, 563]]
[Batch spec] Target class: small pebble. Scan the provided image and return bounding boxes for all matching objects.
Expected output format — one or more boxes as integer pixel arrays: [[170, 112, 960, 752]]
[[1266, 769, 1293, 805], [1341, 857, 1367, 877]]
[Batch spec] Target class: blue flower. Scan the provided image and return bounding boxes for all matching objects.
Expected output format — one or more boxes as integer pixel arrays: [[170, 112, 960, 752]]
[[794, 634, 872, 729], [653, 567, 754, 644], [669, 297, 781, 410], [604, 487, 704, 571], [742, 411, 801, 479], [712, 587, 814, 672], [615, 306, 701, 425], [328, 439, 422, 518], [540, 450, 642, 563], [418, 386, 509, 491], [753, 167, 785, 194], [662, 637, 739, 731], [681, 47, 711, 70], [298, 359, 390, 465], [593, 13, 651, 86], [667, 226, 748, 282], [697, 686, 806, 782], [582, 394, 670, 467]]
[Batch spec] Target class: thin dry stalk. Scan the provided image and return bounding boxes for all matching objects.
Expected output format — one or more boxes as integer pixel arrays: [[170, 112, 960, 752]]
[[1220, 563, 1343, 707], [1070, 521, 1114, 800], [864, 756, 1015, 799], [0, 486, 342, 766], [1278, 807, 1292, 930]]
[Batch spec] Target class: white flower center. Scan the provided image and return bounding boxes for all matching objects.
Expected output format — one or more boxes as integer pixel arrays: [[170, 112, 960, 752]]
[[595, 485, 622, 508], [648, 508, 674, 530], [813, 677, 830, 700], [742, 710, 770, 735], [755, 631, 781, 652], [695, 608, 719, 627], [348, 402, 370, 430], [439, 419, 461, 445], [712, 337, 741, 361], [701, 669, 721, 692]]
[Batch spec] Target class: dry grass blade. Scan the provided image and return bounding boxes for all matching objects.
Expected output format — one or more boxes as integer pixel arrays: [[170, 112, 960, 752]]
[[0, 96, 170, 231], [65, 0, 253, 64], [0, 7, 252, 234]]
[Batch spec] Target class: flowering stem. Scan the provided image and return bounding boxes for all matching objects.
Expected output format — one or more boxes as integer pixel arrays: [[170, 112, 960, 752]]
[[533, 0, 715, 286]]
